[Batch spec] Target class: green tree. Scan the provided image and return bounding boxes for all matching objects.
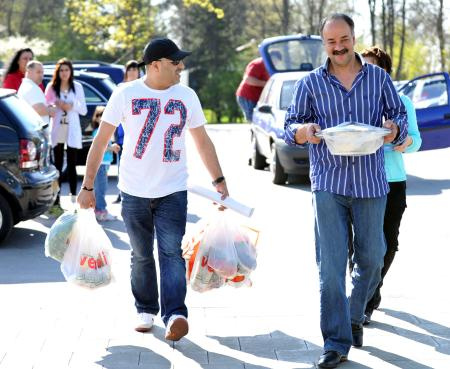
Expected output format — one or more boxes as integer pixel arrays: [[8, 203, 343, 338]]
[[67, 0, 155, 59], [168, 0, 248, 122]]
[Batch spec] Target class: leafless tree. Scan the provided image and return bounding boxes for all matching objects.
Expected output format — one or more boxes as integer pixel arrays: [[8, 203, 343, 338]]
[[368, 0, 377, 45], [395, 0, 406, 79], [436, 0, 446, 71]]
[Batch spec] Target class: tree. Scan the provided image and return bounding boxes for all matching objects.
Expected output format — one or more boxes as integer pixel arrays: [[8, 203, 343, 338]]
[[67, 0, 155, 59], [436, 0, 446, 71], [395, 0, 406, 80], [368, 0, 377, 45], [182, 0, 224, 18], [168, 0, 248, 122]]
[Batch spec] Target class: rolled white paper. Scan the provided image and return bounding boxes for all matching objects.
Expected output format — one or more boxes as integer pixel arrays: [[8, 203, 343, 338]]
[[188, 185, 254, 218]]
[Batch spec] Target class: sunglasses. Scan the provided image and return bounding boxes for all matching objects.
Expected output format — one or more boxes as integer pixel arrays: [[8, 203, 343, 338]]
[[154, 59, 182, 66], [95, 113, 103, 118]]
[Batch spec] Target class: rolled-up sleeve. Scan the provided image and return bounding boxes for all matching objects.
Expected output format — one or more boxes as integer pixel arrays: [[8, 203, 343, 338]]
[[383, 75, 408, 145], [284, 78, 312, 146]]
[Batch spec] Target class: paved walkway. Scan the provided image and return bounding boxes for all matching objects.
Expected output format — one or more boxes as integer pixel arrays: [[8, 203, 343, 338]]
[[0, 195, 449, 369], [1, 135, 450, 368]]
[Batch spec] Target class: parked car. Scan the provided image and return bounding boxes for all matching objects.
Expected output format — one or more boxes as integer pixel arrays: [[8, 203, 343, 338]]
[[0, 88, 59, 243], [398, 72, 450, 151], [250, 35, 326, 184], [42, 70, 117, 165], [43, 60, 125, 84]]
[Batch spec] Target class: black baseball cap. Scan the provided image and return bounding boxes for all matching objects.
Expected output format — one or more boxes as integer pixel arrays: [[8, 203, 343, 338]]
[[138, 38, 191, 67]]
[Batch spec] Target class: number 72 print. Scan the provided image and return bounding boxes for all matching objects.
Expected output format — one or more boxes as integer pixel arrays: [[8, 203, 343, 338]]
[[132, 98, 187, 162]]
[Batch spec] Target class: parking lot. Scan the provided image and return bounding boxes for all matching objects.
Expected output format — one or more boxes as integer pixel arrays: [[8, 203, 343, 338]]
[[0, 124, 449, 369]]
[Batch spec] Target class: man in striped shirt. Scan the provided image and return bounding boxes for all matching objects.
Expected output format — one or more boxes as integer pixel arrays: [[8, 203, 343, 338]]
[[284, 13, 407, 368]]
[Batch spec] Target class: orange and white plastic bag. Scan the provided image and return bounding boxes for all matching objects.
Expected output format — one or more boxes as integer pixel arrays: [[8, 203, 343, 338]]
[[183, 211, 259, 292]]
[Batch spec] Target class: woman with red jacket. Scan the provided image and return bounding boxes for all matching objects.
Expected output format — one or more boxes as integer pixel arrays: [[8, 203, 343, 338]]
[[2, 48, 43, 91]]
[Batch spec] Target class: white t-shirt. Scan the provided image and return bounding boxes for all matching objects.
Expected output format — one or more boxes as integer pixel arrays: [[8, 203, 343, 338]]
[[17, 78, 49, 125], [102, 78, 206, 198]]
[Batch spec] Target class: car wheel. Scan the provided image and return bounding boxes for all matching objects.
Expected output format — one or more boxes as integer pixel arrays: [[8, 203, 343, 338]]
[[252, 134, 266, 170], [0, 194, 13, 243], [270, 143, 288, 185]]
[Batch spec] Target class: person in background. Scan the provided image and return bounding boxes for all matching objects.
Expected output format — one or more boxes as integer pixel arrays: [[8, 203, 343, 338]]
[[3, 48, 44, 92], [45, 58, 87, 210], [284, 14, 407, 368], [113, 60, 140, 204], [348, 46, 422, 324], [18, 60, 56, 127], [91, 106, 120, 221], [235, 56, 269, 122], [235, 51, 282, 123]]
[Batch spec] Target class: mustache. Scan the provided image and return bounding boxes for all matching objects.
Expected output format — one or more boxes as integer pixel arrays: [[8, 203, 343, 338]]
[[333, 48, 349, 55]]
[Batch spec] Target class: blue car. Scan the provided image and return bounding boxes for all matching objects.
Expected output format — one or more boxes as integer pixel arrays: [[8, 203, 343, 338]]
[[44, 60, 125, 84], [398, 72, 450, 151], [250, 35, 326, 184]]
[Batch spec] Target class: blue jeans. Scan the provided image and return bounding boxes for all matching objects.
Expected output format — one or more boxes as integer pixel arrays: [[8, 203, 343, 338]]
[[312, 191, 386, 355], [94, 164, 109, 211], [121, 190, 188, 326], [236, 96, 256, 122]]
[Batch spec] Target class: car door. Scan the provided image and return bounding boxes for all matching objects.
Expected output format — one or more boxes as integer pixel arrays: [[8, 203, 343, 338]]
[[78, 80, 108, 131], [252, 78, 276, 158], [400, 72, 450, 150]]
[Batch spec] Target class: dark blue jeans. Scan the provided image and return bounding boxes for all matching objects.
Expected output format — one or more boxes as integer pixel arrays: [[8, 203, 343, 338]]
[[121, 190, 188, 326], [313, 191, 386, 355]]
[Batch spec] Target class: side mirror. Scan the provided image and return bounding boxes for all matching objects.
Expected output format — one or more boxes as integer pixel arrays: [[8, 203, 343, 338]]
[[258, 104, 273, 114]]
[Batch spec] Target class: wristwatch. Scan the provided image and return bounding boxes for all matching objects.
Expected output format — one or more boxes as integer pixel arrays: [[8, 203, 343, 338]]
[[212, 176, 225, 187]]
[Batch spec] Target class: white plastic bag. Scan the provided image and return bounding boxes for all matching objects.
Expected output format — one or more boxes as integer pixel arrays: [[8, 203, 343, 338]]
[[61, 208, 113, 288], [203, 212, 239, 278], [45, 210, 78, 262]]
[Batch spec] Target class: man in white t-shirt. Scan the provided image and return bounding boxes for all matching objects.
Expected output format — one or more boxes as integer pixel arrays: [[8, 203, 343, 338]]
[[17, 61, 55, 125], [77, 38, 228, 341]]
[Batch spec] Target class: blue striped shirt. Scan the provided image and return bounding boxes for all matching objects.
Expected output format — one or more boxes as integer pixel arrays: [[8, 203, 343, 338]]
[[284, 54, 408, 198]]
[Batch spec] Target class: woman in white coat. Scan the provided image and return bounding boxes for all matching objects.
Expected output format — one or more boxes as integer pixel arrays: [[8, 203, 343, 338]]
[[45, 58, 87, 207]]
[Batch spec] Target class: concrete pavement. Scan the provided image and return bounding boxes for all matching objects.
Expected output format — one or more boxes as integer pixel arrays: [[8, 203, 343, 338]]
[[0, 125, 449, 369]]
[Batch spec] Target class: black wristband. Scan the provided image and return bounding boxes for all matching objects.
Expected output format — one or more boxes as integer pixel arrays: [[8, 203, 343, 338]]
[[212, 176, 225, 186], [81, 186, 94, 191]]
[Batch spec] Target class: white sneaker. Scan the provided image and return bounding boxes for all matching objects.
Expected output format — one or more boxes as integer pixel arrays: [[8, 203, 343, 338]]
[[165, 315, 188, 341], [102, 211, 117, 221], [135, 312, 155, 333], [71, 195, 77, 203]]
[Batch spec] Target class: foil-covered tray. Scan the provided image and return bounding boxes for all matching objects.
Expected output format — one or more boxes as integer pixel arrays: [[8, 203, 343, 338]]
[[315, 122, 391, 156]]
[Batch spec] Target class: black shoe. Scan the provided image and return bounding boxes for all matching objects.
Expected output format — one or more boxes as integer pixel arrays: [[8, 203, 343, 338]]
[[318, 351, 347, 368], [352, 323, 363, 347], [363, 310, 373, 325], [112, 195, 121, 204]]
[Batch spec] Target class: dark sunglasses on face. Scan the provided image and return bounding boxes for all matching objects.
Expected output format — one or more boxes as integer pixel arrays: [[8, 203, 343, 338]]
[[155, 59, 182, 66], [96, 113, 103, 118]]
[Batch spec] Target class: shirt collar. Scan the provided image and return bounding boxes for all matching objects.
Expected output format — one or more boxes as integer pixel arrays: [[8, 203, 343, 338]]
[[320, 52, 367, 77], [22, 77, 39, 87]]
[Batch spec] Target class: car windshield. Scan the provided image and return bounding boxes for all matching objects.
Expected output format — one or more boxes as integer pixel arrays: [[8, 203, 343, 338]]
[[101, 77, 117, 92], [267, 39, 326, 73], [3, 94, 45, 131], [280, 80, 297, 110]]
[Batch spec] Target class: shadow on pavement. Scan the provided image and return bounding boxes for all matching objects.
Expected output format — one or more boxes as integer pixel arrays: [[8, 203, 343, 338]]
[[98, 329, 321, 369], [360, 346, 435, 369], [0, 226, 65, 284], [378, 308, 450, 355], [406, 174, 450, 195]]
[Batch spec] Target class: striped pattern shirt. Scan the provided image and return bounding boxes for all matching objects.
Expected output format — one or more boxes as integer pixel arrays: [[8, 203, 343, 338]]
[[284, 54, 408, 198]]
